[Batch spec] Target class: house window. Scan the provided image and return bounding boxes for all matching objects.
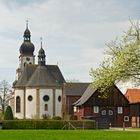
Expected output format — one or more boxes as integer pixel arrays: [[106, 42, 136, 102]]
[[44, 104, 48, 111], [74, 107, 77, 112], [118, 107, 123, 114], [108, 110, 113, 115], [93, 106, 99, 113], [124, 116, 129, 122], [101, 110, 106, 115], [16, 96, 20, 113]]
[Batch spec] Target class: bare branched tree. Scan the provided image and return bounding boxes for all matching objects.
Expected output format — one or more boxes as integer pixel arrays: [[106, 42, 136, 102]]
[[0, 80, 11, 114]]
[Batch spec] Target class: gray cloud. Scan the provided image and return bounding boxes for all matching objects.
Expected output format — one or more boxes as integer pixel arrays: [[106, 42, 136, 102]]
[[1, 0, 46, 8]]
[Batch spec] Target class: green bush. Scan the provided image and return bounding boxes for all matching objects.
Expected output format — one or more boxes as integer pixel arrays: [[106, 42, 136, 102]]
[[69, 115, 77, 120], [2, 120, 95, 129], [4, 106, 13, 120], [52, 116, 62, 120], [0, 113, 4, 120]]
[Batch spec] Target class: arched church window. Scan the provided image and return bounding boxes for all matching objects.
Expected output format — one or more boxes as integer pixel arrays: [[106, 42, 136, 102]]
[[44, 104, 48, 111], [43, 95, 49, 102], [58, 96, 61, 102], [28, 95, 33, 101], [16, 96, 20, 113]]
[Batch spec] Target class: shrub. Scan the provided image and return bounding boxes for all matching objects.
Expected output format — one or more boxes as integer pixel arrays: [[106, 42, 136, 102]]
[[4, 106, 13, 120], [2, 120, 65, 129], [42, 114, 51, 120], [2, 120, 95, 129], [69, 115, 77, 120]]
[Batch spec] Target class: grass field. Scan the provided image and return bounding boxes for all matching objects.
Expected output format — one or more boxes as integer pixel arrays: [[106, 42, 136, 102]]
[[0, 130, 140, 140]]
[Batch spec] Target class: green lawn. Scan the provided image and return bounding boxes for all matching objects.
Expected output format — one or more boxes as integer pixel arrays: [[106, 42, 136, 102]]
[[0, 130, 140, 140]]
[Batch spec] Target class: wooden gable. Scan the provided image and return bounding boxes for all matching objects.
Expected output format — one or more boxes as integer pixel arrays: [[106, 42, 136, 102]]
[[84, 85, 129, 107]]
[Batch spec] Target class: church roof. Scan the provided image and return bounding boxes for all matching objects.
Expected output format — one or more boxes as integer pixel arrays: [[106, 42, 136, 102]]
[[65, 83, 90, 96], [73, 84, 97, 106], [14, 64, 65, 88], [15, 64, 37, 87]]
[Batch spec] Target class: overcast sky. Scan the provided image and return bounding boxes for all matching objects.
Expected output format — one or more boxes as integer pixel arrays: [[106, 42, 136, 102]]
[[0, 0, 140, 86]]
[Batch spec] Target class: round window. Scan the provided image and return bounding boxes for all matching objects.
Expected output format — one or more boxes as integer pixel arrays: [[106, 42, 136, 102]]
[[28, 95, 33, 101], [43, 95, 49, 102], [58, 96, 61, 102]]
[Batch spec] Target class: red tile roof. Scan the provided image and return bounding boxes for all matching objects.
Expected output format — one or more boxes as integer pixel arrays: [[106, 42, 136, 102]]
[[125, 89, 140, 103]]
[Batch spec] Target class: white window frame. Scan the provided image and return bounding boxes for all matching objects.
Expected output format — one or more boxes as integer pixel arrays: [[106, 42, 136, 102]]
[[108, 110, 113, 115], [93, 106, 99, 113], [74, 107, 77, 112], [101, 110, 106, 115], [118, 107, 123, 114], [124, 116, 129, 122]]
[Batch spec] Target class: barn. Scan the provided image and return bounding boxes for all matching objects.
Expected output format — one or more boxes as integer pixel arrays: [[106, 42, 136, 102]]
[[63, 83, 89, 119], [73, 84, 130, 128]]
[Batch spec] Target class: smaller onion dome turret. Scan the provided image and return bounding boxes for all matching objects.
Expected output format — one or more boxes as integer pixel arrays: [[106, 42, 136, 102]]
[[24, 28, 31, 40], [19, 21, 35, 56], [38, 37, 46, 66]]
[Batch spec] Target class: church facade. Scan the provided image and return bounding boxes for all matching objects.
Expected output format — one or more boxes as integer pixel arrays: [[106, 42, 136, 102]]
[[10, 23, 140, 128], [13, 25, 65, 119]]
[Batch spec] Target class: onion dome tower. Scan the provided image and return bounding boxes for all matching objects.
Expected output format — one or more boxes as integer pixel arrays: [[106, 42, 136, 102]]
[[20, 21, 35, 56], [38, 37, 46, 66], [16, 21, 35, 80]]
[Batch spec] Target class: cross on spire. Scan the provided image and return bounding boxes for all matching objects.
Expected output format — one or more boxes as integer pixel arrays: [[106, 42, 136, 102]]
[[40, 37, 43, 48], [26, 19, 29, 28]]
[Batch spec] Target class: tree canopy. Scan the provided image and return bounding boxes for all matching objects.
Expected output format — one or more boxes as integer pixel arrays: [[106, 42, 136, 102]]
[[90, 20, 140, 94]]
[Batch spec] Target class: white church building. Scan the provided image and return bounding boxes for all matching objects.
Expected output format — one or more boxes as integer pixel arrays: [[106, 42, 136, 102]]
[[13, 24, 65, 119]]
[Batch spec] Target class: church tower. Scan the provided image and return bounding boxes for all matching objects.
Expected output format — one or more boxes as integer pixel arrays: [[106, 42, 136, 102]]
[[16, 21, 35, 80], [38, 38, 46, 66]]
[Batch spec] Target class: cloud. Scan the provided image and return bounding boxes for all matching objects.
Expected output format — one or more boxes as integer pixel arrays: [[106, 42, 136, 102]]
[[0, 0, 139, 84], [1, 0, 46, 9]]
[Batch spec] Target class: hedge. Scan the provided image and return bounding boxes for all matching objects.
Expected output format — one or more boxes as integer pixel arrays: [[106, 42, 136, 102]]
[[2, 120, 95, 129]]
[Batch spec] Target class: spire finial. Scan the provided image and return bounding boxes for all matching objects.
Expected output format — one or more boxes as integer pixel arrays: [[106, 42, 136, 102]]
[[40, 37, 43, 48], [26, 19, 29, 29]]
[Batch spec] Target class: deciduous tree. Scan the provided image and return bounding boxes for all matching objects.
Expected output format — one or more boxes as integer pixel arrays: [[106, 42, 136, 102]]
[[90, 20, 140, 94], [0, 80, 11, 114]]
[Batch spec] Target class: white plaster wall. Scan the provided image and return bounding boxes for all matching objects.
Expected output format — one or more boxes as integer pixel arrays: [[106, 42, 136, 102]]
[[39, 89, 53, 118], [14, 89, 24, 119], [26, 89, 36, 119], [20, 56, 35, 70], [55, 89, 62, 117]]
